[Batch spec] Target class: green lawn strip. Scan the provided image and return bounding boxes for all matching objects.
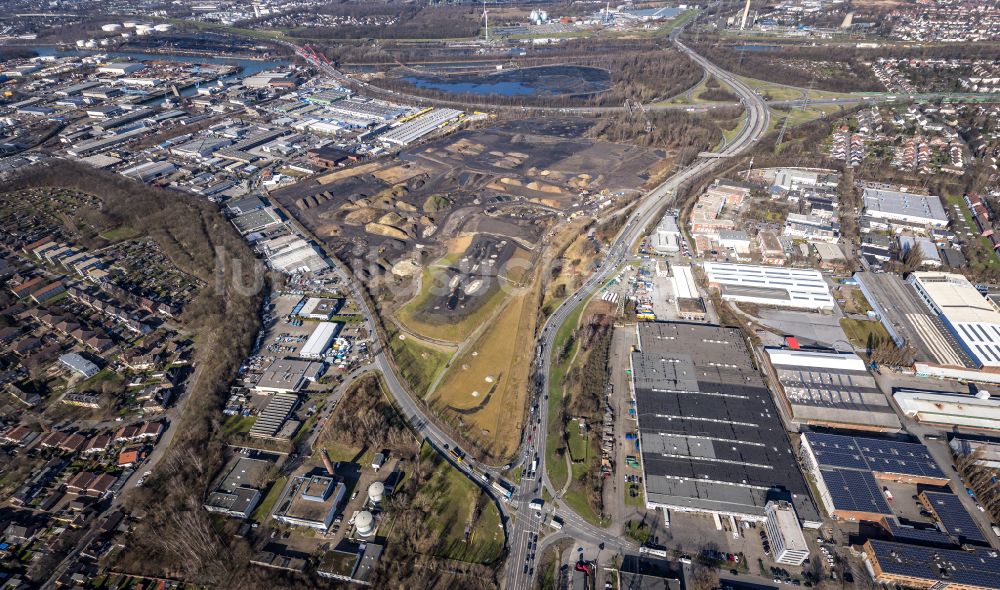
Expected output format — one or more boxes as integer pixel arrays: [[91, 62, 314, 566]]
[[252, 475, 287, 523], [545, 297, 588, 490], [839, 318, 891, 349], [99, 226, 140, 242], [221, 415, 256, 438]]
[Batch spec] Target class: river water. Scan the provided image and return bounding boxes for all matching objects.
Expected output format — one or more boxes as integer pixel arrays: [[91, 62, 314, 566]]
[[32, 46, 290, 80]]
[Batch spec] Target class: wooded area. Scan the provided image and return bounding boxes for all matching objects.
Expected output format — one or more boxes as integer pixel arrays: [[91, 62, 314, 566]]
[[5, 162, 273, 586]]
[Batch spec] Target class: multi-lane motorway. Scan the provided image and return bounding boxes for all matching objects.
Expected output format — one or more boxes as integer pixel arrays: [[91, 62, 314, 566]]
[[297, 35, 771, 590], [502, 37, 771, 590]]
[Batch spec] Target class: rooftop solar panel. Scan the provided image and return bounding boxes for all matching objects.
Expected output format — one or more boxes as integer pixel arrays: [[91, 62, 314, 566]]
[[821, 469, 892, 515], [885, 520, 954, 546], [806, 432, 945, 479], [922, 492, 988, 545], [869, 540, 1000, 590]]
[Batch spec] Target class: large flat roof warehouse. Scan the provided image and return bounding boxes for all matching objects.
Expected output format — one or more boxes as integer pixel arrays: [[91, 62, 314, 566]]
[[862, 188, 949, 227], [894, 389, 1000, 432], [379, 108, 463, 147], [765, 348, 900, 431], [631, 322, 819, 523], [300, 321, 342, 359], [703, 262, 835, 311], [908, 271, 1000, 369], [254, 359, 321, 393]]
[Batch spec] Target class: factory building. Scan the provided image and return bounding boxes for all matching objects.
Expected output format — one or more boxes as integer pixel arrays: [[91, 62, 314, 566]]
[[653, 214, 681, 254], [300, 321, 342, 359], [800, 432, 948, 522], [631, 322, 819, 524], [908, 272, 1000, 372], [862, 188, 948, 230], [894, 389, 1000, 432], [703, 262, 835, 311], [862, 540, 1000, 590], [763, 348, 900, 432], [203, 456, 270, 518], [272, 473, 347, 531]]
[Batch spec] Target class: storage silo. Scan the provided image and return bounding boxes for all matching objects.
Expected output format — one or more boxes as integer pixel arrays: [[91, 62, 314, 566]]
[[367, 481, 385, 504], [355, 510, 375, 536], [101, 24, 123, 33]]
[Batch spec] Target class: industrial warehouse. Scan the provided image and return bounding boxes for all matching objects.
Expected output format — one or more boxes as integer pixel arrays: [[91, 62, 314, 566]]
[[630, 322, 819, 524], [800, 432, 949, 522], [702, 263, 836, 311], [763, 348, 901, 431]]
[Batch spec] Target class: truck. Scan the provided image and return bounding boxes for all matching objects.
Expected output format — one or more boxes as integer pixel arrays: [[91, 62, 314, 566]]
[[882, 487, 894, 502], [529, 499, 544, 511], [491, 481, 513, 501], [530, 458, 538, 474], [549, 516, 564, 530]]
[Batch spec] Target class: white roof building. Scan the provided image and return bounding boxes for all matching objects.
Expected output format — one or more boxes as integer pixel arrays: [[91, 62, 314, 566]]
[[862, 188, 948, 228], [894, 389, 1000, 432], [908, 272, 1000, 368], [300, 321, 341, 359], [765, 501, 810, 566], [653, 214, 681, 254], [703, 262, 835, 311]]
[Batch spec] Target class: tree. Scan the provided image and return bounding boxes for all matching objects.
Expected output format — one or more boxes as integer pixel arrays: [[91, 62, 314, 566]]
[[899, 241, 925, 274], [688, 561, 720, 590]]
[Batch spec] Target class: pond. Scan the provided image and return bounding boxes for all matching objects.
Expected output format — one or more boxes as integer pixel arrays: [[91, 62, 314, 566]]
[[400, 64, 611, 98]]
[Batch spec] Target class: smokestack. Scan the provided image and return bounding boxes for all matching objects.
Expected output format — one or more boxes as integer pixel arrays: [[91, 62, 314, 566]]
[[740, 0, 752, 30], [322, 448, 335, 476]]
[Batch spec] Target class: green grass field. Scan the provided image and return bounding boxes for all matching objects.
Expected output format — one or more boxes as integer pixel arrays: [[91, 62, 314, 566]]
[[221, 415, 256, 438], [251, 476, 287, 523], [545, 297, 589, 491], [417, 443, 504, 564], [387, 331, 451, 396], [839, 318, 892, 349]]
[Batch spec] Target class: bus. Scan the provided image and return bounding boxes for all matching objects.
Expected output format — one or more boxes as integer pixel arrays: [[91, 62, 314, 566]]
[[450, 447, 465, 463]]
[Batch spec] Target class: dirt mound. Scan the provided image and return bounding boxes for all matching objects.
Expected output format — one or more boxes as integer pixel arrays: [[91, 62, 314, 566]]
[[365, 222, 410, 241], [344, 208, 380, 225], [526, 181, 563, 194], [378, 211, 406, 227], [423, 195, 451, 213]]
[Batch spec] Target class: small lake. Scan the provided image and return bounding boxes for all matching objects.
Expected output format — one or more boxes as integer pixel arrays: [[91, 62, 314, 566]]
[[401, 64, 611, 98]]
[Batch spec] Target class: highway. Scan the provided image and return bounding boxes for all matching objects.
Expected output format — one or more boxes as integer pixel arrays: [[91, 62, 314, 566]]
[[502, 36, 771, 590], [294, 35, 771, 590]]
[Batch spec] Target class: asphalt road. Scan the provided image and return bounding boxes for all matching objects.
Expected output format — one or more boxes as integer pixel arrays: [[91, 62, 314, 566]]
[[294, 35, 774, 590], [503, 36, 771, 590]]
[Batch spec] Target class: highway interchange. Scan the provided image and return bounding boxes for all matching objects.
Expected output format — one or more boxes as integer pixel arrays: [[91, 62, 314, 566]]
[[298, 32, 773, 590]]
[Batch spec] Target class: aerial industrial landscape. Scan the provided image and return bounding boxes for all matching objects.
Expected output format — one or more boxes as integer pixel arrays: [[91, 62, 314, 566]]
[[2, 0, 1000, 589]]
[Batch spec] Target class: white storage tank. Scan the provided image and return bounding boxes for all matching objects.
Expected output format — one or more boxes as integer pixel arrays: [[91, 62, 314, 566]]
[[153, 23, 173, 32], [368, 481, 385, 504], [123, 21, 138, 28], [75, 39, 87, 47], [135, 24, 153, 35], [101, 23, 123, 33], [355, 510, 374, 536], [84, 40, 98, 48]]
